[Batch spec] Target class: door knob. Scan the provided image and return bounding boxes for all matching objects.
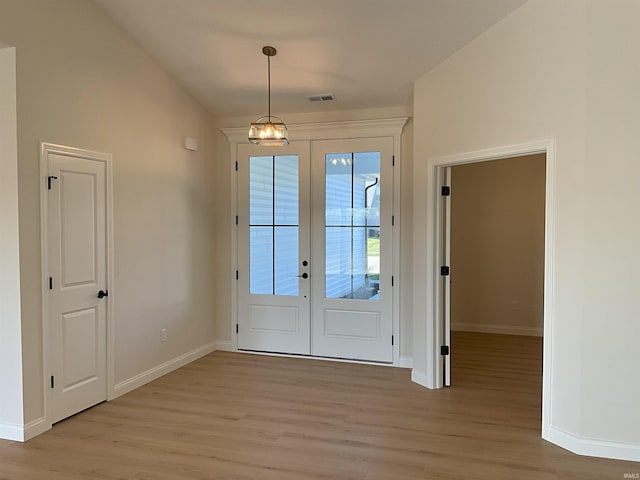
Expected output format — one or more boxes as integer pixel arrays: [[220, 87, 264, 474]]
[[296, 273, 309, 279], [97, 290, 108, 299]]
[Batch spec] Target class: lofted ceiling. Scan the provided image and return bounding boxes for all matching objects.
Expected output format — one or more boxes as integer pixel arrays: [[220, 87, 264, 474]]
[[94, 0, 526, 118]]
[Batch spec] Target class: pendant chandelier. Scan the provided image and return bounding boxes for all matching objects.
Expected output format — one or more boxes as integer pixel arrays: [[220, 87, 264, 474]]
[[248, 46, 289, 146]]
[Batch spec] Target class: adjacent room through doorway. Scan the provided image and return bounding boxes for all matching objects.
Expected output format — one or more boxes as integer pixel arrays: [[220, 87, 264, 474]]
[[448, 153, 546, 426]]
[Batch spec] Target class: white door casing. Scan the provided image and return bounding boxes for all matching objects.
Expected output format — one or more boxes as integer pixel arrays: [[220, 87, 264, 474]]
[[222, 118, 407, 364], [425, 140, 555, 449], [42, 144, 111, 424]]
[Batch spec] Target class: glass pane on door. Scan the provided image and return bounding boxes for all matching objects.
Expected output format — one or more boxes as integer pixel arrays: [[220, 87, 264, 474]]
[[325, 152, 380, 300], [249, 155, 299, 296]]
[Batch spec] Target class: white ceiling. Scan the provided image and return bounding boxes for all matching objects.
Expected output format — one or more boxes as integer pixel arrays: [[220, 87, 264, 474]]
[[94, 0, 526, 118]]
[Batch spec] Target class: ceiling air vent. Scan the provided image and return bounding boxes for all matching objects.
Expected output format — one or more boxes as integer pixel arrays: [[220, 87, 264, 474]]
[[307, 94, 336, 102]]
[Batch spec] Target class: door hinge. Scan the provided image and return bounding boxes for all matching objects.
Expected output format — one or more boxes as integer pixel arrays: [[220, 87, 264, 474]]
[[440, 266, 450, 276], [391, 276, 394, 287], [49, 277, 53, 290], [50, 375, 55, 389], [392, 155, 395, 167], [392, 215, 395, 226], [441, 185, 451, 196], [235, 161, 238, 171], [236, 323, 239, 334], [47, 175, 58, 190], [391, 335, 394, 346], [236, 270, 239, 280], [235, 215, 238, 225], [441, 345, 450, 356]]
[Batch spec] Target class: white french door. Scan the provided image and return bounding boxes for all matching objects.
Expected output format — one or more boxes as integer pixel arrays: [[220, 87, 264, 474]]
[[237, 137, 394, 362], [237, 142, 311, 354], [311, 138, 393, 362]]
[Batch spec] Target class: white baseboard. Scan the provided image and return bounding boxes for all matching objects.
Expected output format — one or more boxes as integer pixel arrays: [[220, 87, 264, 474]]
[[0, 416, 49, 442], [214, 340, 235, 352], [112, 341, 216, 399], [396, 356, 413, 369], [0, 422, 25, 442], [453, 323, 543, 337], [411, 368, 434, 389], [545, 425, 640, 462], [23, 416, 50, 441]]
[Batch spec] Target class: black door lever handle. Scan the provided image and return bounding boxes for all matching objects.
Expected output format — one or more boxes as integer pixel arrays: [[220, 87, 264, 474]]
[[97, 290, 108, 299], [296, 273, 309, 279]]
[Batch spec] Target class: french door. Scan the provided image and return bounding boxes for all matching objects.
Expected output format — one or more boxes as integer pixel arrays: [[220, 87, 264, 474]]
[[237, 142, 311, 354], [237, 137, 393, 362]]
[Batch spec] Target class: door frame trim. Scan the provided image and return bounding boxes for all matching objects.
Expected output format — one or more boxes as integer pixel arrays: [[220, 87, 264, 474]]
[[39, 142, 115, 431], [222, 118, 408, 366], [423, 138, 556, 440]]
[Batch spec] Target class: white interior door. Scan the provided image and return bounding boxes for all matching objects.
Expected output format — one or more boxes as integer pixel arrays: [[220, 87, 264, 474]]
[[47, 150, 108, 423], [237, 143, 311, 354], [311, 138, 394, 362]]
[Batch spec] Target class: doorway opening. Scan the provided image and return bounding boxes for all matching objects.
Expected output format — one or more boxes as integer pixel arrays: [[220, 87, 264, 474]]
[[447, 154, 546, 431], [429, 139, 555, 438]]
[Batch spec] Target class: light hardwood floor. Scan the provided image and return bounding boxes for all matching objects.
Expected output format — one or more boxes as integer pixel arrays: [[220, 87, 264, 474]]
[[0, 332, 636, 479]]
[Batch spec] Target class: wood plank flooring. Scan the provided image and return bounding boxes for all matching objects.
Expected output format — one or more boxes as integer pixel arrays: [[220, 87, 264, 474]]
[[0, 332, 637, 479]]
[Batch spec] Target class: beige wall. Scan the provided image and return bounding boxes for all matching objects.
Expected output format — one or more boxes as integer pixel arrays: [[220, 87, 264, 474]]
[[0, 44, 24, 430], [211, 106, 414, 359], [581, 0, 640, 447], [450, 154, 545, 336], [413, 0, 640, 455], [0, 0, 217, 424]]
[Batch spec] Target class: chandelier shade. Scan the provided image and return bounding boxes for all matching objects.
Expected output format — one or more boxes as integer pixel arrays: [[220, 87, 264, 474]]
[[248, 116, 288, 146]]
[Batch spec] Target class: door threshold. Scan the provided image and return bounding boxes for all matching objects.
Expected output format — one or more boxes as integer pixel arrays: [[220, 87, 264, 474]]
[[237, 349, 393, 367]]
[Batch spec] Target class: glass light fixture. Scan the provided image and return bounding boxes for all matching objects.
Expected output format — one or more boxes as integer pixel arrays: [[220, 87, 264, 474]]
[[249, 46, 289, 146]]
